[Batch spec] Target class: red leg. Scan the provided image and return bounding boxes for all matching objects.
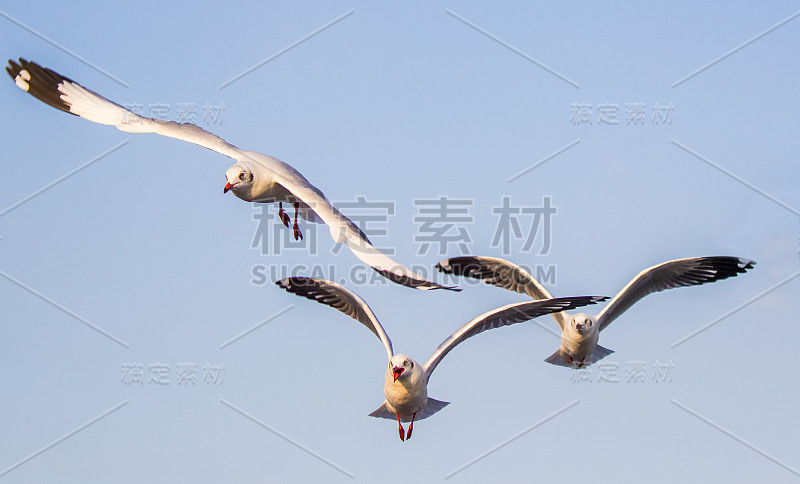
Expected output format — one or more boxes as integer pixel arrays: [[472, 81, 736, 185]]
[[396, 412, 405, 442], [278, 202, 290, 227], [292, 202, 303, 240], [406, 412, 416, 440]]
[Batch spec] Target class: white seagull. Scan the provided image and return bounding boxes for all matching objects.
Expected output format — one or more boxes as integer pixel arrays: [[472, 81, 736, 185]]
[[276, 277, 607, 440], [436, 256, 755, 367], [6, 58, 456, 291]]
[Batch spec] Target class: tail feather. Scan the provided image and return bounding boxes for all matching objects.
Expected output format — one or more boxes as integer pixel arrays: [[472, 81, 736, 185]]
[[368, 402, 394, 420], [417, 398, 450, 421], [545, 349, 571, 367], [368, 398, 451, 422], [589, 345, 614, 364], [545, 345, 615, 368]]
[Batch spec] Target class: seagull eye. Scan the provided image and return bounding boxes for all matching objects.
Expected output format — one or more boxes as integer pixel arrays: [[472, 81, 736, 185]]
[[239, 172, 246, 180]]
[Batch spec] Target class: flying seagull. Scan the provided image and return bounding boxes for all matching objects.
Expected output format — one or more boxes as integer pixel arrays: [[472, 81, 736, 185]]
[[6, 58, 456, 291], [436, 256, 755, 367], [276, 277, 607, 440]]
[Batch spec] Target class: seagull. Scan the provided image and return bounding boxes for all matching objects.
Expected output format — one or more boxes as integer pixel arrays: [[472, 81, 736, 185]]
[[6, 58, 457, 291], [436, 256, 755, 367], [276, 277, 607, 440]]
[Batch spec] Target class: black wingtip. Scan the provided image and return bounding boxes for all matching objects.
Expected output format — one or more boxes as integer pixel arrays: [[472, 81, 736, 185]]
[[6, 58, 22, 80], [434, 257, 475, 275], [275, 277, 314, 292], [433, 256, 496, 280], [739, 258, 756, 270], [374, 268, 460, 291], [436, 285, 462, 292], [566, 295, 609, 309], [7, 57, 77, 116], [700, 256, 757, 281]]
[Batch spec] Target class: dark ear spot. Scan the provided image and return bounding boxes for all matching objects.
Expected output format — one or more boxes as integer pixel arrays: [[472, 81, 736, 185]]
[[249, 172, 254, 182], [410, 361, 414, 369]]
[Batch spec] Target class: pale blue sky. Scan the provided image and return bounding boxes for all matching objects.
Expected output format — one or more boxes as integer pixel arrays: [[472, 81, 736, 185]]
[[1, 1, 798, 482]]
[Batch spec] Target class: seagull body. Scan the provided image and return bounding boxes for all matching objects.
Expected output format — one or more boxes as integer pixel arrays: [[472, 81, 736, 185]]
[[379, 355, 432, 420], [436, 256, 756, 367], [276, 277, 607, 440], [6, 58, 456, 291]]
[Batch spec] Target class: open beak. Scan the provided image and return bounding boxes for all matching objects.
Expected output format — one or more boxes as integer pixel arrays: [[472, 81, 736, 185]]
[[392, 367, 404, 382], [223, 182, 233, 194]]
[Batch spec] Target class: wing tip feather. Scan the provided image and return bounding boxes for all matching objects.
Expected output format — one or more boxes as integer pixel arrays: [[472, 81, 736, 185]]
[[7, 57, 76, 115]]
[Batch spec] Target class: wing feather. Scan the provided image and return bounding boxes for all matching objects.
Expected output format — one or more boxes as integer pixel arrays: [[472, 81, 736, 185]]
[[7, 58, 243, 160], [275, 277, 393, 361], [422, 296, 608, 381], [8, 58, 459, 291], [436, 256, 564, 328], [595, 256, 755, 331], [271, 177, 459, 291]]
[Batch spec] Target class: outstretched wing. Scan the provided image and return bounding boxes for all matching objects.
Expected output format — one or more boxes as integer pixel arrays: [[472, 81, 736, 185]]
[[422, 296, 608, 381], [6, 58, 243, 160], [8, 58, 458, 291], [595, 256, 756, 332], [436, 256, 564, 328], [270, 175, 458, 291], [275, 277, 393, 361]]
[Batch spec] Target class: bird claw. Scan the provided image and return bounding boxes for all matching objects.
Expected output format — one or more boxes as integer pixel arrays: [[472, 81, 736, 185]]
[[278, 205, 291, 228], [396, 412, 406, 442], [406, 423, 413, 441], [290, 202, 302, 240]]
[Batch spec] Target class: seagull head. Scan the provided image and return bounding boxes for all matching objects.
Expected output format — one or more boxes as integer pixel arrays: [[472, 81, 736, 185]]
[[389, 354, 415, 382], [223, 164, 254, 194], [570, 314, 595, 335]]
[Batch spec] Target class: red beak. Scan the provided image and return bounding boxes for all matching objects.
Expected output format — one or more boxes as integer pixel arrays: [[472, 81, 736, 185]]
[[223, 182, 233, 194], [392, 367, 404, 382]]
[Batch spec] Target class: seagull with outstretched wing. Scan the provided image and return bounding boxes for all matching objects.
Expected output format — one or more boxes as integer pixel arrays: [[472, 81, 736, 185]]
[[6, 58, 457, 291], [436, 256, 755, 367], [276, 277, 607, 440]]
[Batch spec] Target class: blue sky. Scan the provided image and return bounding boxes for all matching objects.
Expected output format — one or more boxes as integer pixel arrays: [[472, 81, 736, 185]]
[[1, 1, 798, 482]]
